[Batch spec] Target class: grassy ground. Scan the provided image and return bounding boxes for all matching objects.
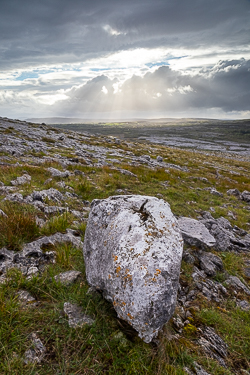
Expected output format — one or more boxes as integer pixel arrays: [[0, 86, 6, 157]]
[[0, 125, 250, 374]]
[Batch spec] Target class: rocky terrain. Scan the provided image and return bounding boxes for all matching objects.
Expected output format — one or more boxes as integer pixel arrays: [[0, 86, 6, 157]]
[[0, 116, 250, 374]]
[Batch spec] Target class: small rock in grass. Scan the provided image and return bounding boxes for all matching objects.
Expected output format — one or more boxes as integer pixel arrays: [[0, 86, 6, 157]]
[[156, 156, 163, 162], [54, 270, 82, 285], [225, 276, 250, 295], [241, 190, 250, 203], [24, 333, 46, 364], [17, 290, 37, 306], [227, 188, 241, 197], [10, 174, 31, 186], [237, 299, 250, 311], [47, 167, 70, 178], [63, 302, 94, 328]]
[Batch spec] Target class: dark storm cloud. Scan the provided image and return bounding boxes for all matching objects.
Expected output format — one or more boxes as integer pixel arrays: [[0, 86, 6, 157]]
[[54, 59, 250, 115], [1, 0, 250, 70]]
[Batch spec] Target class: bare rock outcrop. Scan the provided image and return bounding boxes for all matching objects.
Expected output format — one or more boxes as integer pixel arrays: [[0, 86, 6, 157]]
[[83, 195, 183, 343]]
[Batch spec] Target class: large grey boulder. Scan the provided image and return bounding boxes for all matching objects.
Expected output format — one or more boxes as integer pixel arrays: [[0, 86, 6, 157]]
[[83, 195, 183, 343], [178, 217, 216, 249]]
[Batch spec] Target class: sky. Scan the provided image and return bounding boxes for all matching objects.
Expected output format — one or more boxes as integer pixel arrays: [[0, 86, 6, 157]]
[[0, 0, 250, 120]]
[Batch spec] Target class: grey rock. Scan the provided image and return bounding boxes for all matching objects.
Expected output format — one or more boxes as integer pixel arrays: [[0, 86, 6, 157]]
[[241, 190, 250, 203], [204, 187, 223, 197], [63, 302, 94, 328], [201, 213, 250, 252], [17, 290, 37, 306], [0, 230, 83, 278], [156, 156, 163, 162], [179, 267, 227, 304], [24, 333, 46, 364], [237, 299, 250, 311], [225, 276, 250, 295], [47, 167, 70, 178], [227, 188, 241, 197], [30, 188, 64, 203], [83, 195, 183, 343], [4, 192, 24, 203], [195, 251, 223, 277], [198, 326, 228, 367], [10, 174, 31, 186], [178, 217, 216, 249], [54, 270, 82, 285]]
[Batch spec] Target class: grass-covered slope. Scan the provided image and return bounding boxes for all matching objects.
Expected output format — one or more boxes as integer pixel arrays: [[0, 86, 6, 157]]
[[0, 117, 249, 374]]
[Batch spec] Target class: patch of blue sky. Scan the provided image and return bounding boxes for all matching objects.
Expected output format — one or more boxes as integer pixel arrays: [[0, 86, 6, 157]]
[[145, 61, 170, 68], [16, 72, 39, 81], [90, 67, 125, 71]]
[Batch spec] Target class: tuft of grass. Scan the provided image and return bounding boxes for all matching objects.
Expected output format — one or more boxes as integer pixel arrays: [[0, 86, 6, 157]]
[[41, 212, 73, 236], [0, 202, 40, 250]]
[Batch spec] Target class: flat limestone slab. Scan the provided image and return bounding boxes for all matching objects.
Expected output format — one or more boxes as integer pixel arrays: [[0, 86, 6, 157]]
[[83, 195, 183, 343]]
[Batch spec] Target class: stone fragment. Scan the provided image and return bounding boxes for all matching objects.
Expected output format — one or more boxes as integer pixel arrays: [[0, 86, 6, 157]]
[[24, 333, 46, 364], [241, 190, 250, 203], [63, 302, 94, 328], [47, 167, 70, 178], [178, 217, 216, 249], [195, 250, 223, 277], [54, 270, 82, 285], [83, 195, 183, 343], [198, 326, 228, 367], [225, 276, 250, 295], [10, 174, 31, 186], [4, 192, 24, 203], [227, 188, 241, 197], [30, 188, 64, 203], [17, 290, 36, 306], [204, 187, 223, 197], [237, 299, 250, 311], [156, 156, 163, 162]]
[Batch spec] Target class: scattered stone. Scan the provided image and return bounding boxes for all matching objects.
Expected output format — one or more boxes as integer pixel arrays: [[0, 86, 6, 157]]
[[241, 190, 250, 203], [17, 290, 37, 306], [156, 156, 163, 162], [237, 299, 250, 311], [204, 187, 223, 197], [63, 302, 94, 328], [225, 276, 250, 295], [10, 174, 31, 186], [47, 167, 71, 178], [4, 192, 24, 203], [177, 267, 227, 305], [54, 270, 82, 285], [227, 188, 241, 197], [178, 217, 216, 249], [83, 195, 183, 343], [24, 333, 46, 364]]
